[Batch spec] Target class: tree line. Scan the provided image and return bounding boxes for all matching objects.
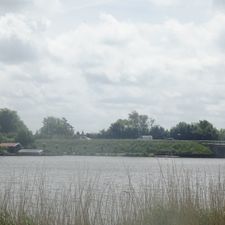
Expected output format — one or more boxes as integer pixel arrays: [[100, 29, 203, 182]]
[[94, 111, 224, 140], [1, 108, 225, 146]]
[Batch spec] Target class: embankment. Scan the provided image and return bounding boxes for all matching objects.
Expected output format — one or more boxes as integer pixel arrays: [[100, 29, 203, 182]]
[[35, 139, 213, 157]]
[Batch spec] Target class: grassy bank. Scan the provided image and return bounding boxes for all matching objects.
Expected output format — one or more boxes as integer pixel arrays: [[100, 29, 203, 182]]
[[35, 139, 212, 157], [1, 169, 225, 225]]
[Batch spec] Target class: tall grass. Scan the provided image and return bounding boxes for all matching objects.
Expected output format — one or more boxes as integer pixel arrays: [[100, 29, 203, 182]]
[[1, 168, 225, 225]]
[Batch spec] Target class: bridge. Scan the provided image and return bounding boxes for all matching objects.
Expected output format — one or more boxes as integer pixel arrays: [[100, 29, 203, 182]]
[[199, 141, 225, 158]]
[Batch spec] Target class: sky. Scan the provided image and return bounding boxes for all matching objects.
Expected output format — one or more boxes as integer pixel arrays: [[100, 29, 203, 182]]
[[0, 0, 225, 132]]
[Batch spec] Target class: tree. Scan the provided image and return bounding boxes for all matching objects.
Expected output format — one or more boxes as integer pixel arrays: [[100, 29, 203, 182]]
[[0, 108, 27, 133], [39, 117, 74, 138], [218, 129, 225, 140], [150, 125, 169, 139], [170, 120, 219, 140], [0, 108, 34, 146], [16, 129, 34, 147], [128, 111, 154, 136], [101, 111, 155, 139], [108, 119, 127, 139], [170, 122, 194, 140], [193, 120, 219, 140]]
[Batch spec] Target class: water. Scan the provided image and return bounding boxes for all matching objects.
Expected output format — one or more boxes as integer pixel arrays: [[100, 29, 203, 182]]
[[0, 156, 225, 189], [1, 155, 225, 220]]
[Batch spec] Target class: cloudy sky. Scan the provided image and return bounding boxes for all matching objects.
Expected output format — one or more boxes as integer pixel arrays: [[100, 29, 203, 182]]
[[0, 0, 225, 132]]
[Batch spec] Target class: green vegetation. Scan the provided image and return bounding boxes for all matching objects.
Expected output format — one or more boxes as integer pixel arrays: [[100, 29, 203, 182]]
[[0, 169, 225, 225], [0, 108, 34, 147], [36, 116, 75, 138], [170, 120, 219, 140], [35, 138, 212, 157], [0, 108, 224, 157], [99, 111, 159, 139], [99, 111, 219, 140]]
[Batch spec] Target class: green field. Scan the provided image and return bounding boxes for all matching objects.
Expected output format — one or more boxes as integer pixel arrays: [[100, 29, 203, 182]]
[[35, 139, 212, 157]]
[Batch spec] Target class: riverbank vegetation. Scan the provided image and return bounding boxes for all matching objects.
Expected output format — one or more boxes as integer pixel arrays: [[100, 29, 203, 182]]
[[1, 169, 225, 225], [96, 111, 220, 140], [36, 138, 212, 157], [0, 108, 225, 156], [1, 108, 225, 142], [35, 111, 223, 141]]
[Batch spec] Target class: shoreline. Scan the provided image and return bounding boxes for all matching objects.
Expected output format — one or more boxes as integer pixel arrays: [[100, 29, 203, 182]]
[[35, 138, 216, 157], [2, 139, 223, 157]]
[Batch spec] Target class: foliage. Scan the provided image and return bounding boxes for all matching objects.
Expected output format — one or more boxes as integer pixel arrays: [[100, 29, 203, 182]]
[[194, 120, 219, 140], [170, 122, 194, 140], [0, 108, 27, 133], [35, 138, 212, 157], [0, 108, 222, 143], [16, 129, 34, 147], [0, 108, 34, 147], [150, 125, 169, 139], [100, 111, 155, 139], [38, 117, 74, 138], [170, 120, 219, 140], [218, 129, 225, 140], [98, 113, 219, 141]]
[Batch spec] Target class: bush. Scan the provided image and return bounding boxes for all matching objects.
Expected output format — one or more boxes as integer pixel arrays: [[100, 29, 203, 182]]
[[16, 130, 34, 147]]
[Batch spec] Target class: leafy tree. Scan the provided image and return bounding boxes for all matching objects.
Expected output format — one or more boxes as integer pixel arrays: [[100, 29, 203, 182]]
[[0, 108, 27, 133], [170, 120, 219, 140], [101, 111, 155, 139], [108, 119, 127, 139], [193, 120, 219, 140], [170, 122, 194, 140], [0, 108, 34, 146], [150, 125, 169, 139], [128, 111, 154, 136], [39, 117, 74, 138], [218, 129, 225, 140], [16, 129, 34, 147]]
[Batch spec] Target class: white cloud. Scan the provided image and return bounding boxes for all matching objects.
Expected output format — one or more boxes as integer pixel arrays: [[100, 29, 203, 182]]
[[147, 0, 178, 7], [0, 14, 50, 64], [0, 14, 33, 39], [32, 0, 63, 14], [213, 0, 225, 12], [44, 13, 225, 130], [1, 1, 225, 132], [0, 0, 31, 12]]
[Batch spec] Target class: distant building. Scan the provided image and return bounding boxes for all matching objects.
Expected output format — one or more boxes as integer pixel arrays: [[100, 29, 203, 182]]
[[18, 149, 43, 156], [79, 136, 91, 140], [0, 143, 23, 153], [139, 135, 153, 140]]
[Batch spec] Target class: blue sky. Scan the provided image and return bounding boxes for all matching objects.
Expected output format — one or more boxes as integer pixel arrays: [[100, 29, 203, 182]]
[[0, 0, 225, 132]]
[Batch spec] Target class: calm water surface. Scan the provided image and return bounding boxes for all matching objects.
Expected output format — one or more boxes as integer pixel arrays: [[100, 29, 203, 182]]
[[0, 156, 225, 190]]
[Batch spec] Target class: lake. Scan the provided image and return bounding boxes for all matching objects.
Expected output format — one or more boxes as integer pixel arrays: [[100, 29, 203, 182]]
[[1, 156, 225, 191], [1, 156, 225, 225]]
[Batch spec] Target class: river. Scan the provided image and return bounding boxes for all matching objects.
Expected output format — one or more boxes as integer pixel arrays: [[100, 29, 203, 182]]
[[0, 156, 224, 190]]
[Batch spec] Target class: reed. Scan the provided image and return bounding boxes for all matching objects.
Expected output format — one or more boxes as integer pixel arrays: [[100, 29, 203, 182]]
[[0, 168, 225, 225]]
